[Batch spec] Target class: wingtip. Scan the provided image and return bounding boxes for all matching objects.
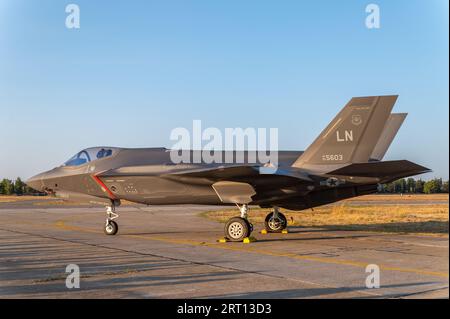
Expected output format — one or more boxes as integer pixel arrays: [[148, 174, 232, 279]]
[[415, 164, 432, 175]]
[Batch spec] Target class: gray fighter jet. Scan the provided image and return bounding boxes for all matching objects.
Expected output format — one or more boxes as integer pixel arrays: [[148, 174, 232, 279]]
[[26, 95, 430, 241]]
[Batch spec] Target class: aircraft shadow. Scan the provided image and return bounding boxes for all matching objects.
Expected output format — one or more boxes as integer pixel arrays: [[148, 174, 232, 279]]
[[194, 281, 440, 299], [288, 221, 449, 234]]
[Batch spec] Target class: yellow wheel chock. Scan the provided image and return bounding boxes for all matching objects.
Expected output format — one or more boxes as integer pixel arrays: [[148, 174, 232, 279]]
[[260, 228, 289, 234], [217, 237, 257, 243]]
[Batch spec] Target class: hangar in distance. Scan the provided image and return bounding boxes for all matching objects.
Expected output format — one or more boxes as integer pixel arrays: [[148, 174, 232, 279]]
[[26, 95, 430, 241]]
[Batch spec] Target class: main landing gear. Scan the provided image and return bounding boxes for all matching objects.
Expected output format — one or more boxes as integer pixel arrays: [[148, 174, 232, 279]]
[[223, 205, 288, 241], [104, 201, 120, 235], [264, 207, 287, 233], [224, 204, 254, 242]]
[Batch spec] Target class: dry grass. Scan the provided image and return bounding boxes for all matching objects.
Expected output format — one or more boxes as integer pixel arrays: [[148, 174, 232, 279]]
[[0, 195, 138, 206], [205, 194, 449, 234], [0, 195, 50, 203], [343, 194, 448, 202], [31, 199, 137, 206]]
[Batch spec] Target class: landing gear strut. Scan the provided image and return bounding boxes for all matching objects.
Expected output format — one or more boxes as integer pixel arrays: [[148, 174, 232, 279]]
[[104, 201, 120, 235], [264, 207, 287, 233], [224, 204, 253, 242]]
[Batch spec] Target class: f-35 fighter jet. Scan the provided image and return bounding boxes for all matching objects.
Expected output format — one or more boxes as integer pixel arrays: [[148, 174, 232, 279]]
[[26, 96, 430, 241]]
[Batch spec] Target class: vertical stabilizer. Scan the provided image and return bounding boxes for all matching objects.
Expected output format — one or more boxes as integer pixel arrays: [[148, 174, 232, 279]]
[[292, 95, 398, 169]]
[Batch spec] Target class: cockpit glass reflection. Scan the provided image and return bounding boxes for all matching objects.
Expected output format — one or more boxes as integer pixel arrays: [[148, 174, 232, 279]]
[[63, 147, 119, 166]]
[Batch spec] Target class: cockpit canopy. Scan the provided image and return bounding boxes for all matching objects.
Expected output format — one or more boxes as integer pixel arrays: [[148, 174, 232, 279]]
[[63, 147, 121, 166]]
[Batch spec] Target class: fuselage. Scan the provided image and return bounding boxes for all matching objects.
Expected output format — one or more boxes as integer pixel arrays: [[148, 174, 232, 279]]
[[27, 145, 423, 211], [26, 147, 307, 206]]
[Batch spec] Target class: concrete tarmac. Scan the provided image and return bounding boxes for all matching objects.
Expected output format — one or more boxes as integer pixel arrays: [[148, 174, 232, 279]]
[[0, 203, 448, 298]]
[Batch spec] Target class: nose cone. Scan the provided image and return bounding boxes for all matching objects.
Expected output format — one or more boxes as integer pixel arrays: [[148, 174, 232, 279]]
[[25, 173, 45, 192]]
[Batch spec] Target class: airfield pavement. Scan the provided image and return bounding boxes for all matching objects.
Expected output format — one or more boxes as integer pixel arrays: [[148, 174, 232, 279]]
[[0, 199, 448, 299]]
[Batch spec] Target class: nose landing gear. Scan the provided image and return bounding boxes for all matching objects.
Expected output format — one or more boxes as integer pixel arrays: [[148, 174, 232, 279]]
[[104, 201, 120, 235], [105, 219, 118, 235]]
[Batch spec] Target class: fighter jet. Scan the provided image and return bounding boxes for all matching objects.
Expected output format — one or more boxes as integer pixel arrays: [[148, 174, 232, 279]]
[[26, 95, 430, 241]]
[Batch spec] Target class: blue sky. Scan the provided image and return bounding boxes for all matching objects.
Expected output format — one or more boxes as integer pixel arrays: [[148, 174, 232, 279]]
[[0, 0, 448, 180]]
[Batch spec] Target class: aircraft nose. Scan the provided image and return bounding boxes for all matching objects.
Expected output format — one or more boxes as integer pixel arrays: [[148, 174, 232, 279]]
[[25, 174, 45, 192]]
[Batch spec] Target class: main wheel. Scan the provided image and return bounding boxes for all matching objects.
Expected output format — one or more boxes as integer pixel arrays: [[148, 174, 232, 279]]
[[104, 220, 118, 235], [264, 211, 287, 233], [225, 217, 250, 242]]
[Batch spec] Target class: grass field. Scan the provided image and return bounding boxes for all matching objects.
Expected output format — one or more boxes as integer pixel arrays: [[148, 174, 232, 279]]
[[204, 194, 449, 234], [0, 195, 50, 203], [1, 194, 448, 234], [0, 195, 132, 206]]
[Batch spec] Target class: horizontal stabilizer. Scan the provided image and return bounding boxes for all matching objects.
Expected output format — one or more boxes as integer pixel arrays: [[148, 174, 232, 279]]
[[328, 160, 431, 182]]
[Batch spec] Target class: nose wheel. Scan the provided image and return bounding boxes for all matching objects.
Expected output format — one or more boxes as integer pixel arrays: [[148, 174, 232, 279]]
[[104, 220, 118, 235], [104, 203, 119, 235]]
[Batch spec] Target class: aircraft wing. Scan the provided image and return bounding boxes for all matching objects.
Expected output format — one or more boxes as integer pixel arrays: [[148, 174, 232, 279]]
[[166, 165, 312, 181], [165, 165, 314, 204], [165, 165, 261, 180]]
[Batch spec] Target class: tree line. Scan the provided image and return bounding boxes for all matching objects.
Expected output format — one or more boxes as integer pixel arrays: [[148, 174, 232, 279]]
[[0, 178, 42, 195], [0, 176, 448, 196], [379, 178, 448, 194]]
